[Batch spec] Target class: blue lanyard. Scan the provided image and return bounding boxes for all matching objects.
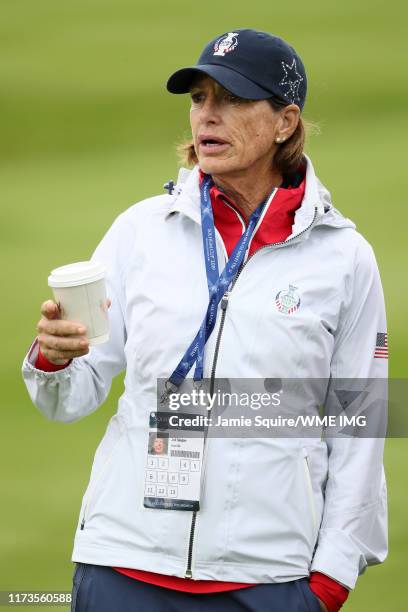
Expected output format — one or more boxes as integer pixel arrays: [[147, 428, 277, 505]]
[[167, 174, 269, 388]]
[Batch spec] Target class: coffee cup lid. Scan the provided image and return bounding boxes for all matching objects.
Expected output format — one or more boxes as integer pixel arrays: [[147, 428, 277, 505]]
[[48, 261, 106, 288]]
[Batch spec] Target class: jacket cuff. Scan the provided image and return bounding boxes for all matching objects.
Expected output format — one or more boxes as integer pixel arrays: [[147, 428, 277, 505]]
[[35, 346, 72, 371], [310, 528, 366, 589], [23, 338, 75, 381]]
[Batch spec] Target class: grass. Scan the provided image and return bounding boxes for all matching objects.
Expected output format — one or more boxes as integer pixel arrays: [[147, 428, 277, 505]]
[[1, 0, 407, 609]]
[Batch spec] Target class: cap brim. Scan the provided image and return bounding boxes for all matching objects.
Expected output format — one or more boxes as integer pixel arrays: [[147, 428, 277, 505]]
[[166, 64, 273, 100]]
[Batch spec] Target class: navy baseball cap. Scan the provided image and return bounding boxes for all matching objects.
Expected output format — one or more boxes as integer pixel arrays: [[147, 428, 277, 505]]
[[167, 29, 307, 111]]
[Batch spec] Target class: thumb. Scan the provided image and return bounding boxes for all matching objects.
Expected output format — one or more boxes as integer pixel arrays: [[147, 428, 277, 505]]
[[41, 299, 62, 320]]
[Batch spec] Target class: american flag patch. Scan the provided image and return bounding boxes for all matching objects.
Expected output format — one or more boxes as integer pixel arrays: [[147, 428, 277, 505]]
[[374, 332, 388, 359]]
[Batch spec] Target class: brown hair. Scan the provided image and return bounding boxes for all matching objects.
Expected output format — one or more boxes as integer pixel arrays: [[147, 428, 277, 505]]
[[177, 99, 318, 178]]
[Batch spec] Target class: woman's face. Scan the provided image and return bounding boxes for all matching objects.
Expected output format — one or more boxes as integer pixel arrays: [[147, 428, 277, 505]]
[[189, 75, 282, 178], [153, 437, 164, 454]]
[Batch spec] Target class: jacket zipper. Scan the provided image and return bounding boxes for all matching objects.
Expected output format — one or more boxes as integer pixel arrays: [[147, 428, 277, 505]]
[[184, 292, 230, 578], [184, 293, 230, 578], [183, 206, 319, 577], [184, 512, 197, 578]]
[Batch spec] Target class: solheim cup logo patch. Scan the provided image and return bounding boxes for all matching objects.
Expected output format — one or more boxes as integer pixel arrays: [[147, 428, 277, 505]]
[[275, 285, 301, 315], [213, 32, 239, 56]]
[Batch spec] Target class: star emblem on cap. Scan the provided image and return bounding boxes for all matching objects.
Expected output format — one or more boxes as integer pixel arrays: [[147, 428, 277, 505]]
[[279, 58, 303, 103]]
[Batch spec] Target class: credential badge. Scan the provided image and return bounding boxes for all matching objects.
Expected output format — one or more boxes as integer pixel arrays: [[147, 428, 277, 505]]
[[275, 284, 301, 315], [213, 32, 239, 57]]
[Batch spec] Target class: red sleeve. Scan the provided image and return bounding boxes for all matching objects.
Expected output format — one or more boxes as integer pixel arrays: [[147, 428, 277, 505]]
[[309, 572, 349, 612], [35, 347, 72, 371]]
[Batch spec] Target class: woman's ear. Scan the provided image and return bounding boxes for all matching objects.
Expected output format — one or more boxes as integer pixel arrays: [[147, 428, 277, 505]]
[[279, 104, 301, 141]]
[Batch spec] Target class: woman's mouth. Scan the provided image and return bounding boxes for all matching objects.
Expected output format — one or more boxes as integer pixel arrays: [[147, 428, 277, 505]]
[[198, 136, 230, 154]]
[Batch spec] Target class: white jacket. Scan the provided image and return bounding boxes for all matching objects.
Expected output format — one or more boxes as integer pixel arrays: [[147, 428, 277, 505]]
[[22, 155, 388, 589]]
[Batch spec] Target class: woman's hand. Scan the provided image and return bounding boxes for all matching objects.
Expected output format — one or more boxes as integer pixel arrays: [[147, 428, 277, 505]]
[[36, 300, 91, 365]]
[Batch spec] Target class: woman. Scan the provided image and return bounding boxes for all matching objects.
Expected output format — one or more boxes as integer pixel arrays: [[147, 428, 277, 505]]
[[22, 29, 388, 612], [149, 435, 168, 456]]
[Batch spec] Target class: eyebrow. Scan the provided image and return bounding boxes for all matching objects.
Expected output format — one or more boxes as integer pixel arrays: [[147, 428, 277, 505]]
[[190, 79, 231, 98], [190, 78, 207, 90]]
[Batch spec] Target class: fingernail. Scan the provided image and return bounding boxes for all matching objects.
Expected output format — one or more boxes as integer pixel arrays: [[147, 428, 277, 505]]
[[77, 326, 86, 334]]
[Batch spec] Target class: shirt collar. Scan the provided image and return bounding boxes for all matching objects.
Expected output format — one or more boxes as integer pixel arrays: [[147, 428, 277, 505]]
[[207, 168, 307, 257]]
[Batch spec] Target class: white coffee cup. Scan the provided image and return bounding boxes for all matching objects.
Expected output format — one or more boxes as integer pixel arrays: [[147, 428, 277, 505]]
[[48, 261, 109, 346]]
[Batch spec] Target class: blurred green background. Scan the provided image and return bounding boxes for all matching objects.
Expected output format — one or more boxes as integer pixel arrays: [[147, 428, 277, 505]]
[[1, 0, 407, 609]]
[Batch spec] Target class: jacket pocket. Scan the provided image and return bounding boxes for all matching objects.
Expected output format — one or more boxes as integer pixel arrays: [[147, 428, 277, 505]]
[[80, 432, 124, 530], [302, 447, 318, 536]]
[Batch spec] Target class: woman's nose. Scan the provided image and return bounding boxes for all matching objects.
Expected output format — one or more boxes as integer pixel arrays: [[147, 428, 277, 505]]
[[200, 96, 222, 124]]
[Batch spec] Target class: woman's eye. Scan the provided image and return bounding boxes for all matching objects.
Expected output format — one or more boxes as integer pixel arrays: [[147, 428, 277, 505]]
[[191, 92, 204, 103], [224, 93, 242, 104]]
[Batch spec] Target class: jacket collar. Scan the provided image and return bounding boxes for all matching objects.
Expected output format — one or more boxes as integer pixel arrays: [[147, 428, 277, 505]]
[[165, 154, 353, 238], [166, 165, 202, 224]]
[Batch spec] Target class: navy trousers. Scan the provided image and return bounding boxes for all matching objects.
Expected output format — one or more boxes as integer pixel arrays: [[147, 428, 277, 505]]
[[71, 563, 322, 612]]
